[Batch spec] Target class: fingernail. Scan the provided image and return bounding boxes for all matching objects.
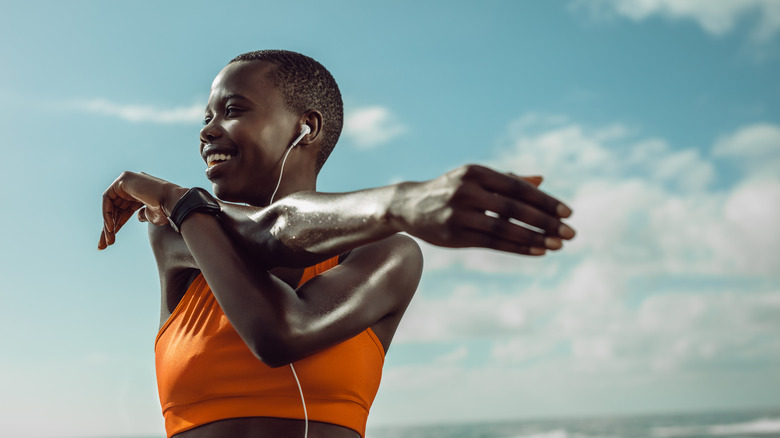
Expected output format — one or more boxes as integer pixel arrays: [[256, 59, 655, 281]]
[[545, 237, 563, 249], [557, 204, 572, 218], [559, 224, 576, 239], [530, 247, 546, 255]]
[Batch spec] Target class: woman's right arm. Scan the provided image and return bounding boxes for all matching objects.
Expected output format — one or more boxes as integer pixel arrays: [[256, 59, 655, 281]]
[[103, 164, 575, 271], [210, 165, 574, 269]]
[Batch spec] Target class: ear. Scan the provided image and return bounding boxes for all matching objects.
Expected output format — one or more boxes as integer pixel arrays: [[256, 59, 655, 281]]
[[297, 110, 323, 147]]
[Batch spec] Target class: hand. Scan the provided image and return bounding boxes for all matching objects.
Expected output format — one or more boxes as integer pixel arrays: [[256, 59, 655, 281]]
[[98, 171, 186, 250], [389, 165, 575, 256]]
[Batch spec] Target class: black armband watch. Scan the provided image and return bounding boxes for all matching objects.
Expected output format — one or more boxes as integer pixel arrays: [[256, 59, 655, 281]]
[[167, 187, 221, 233]]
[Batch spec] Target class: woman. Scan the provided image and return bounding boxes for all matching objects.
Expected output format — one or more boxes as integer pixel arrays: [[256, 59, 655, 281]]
[[99, 50, 575, 438]]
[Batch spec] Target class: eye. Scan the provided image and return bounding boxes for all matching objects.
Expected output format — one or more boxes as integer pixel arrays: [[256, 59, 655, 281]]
[[202, 114, 213, 125], [225, 106, 242, 117]]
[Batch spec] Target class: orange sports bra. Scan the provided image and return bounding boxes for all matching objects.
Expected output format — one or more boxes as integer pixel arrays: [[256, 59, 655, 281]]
[[154, 257, 385, 437]]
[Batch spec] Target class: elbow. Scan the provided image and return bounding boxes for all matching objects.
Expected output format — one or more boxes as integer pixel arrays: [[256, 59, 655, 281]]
[[247, 335, 293, 368], [244, 321, 303, 368], [254, 350, 293, 369]]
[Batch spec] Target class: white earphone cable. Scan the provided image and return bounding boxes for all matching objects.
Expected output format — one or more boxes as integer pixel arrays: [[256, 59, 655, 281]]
[[275, 125, 311, 438], [289, 363, 308, 438], [269, 125, 309, 204]]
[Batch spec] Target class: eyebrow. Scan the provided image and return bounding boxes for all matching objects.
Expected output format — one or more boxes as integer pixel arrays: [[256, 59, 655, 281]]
[[224, 94, 252, 102], [205, 93, 253, 113]]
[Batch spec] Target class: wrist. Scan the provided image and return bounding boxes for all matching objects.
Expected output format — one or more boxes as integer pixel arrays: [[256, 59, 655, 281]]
[[162, 185, 189, 217], [385, 182, 414, 234], [166, 187, 221, 233]]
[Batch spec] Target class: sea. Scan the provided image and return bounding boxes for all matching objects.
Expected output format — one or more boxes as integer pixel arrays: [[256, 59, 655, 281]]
[[365, 408, 780, 438]]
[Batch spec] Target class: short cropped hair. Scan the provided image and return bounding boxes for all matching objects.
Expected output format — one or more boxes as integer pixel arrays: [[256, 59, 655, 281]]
[[229, 50, 343, 174]]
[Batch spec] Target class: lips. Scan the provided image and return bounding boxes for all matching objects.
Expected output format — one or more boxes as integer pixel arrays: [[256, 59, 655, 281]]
[[202, 144, 238, 179]]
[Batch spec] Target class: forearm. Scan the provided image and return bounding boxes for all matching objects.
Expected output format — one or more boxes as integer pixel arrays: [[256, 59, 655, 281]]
[[218, 183, 406, 268], [178, 212, 298, 362]]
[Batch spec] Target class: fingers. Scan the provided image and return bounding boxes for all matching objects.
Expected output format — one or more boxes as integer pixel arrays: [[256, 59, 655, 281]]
[[98, 229, 108, 250], [99, 176, 143, 250], [464, 165, 572, 219], [100, 190, 116, 249], [102, 188, 117, 234], [480, 191, 575, 240], [456, 210, 562, 252], [452, 175, 575, 240], [456, 228, 547, 256], [99, 218, 118, 250], [436, 165, 576, 255]]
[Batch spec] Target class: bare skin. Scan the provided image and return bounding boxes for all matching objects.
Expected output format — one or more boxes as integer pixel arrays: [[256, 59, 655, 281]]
[[98, 60, 575, 438]]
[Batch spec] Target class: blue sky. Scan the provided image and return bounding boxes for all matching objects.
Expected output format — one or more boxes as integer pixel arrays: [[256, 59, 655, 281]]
[[1, 1, 779, 437]]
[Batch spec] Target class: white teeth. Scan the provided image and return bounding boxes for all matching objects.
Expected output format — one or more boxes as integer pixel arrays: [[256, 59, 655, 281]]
[[206, 153, 234, 167]]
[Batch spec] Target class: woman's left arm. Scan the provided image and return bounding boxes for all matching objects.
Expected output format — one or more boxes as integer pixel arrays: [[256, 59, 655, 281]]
[[181, 212, 421, 366], [98, 171, 423, 366]]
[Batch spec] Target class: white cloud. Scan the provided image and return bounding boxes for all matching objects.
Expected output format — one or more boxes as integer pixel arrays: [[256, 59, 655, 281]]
[[374, 322, 780, 426], [373, 289, 780, 426], [342, 105, 406, 148], [573, 0, 780, 42], [714, 122, 780, 157], [491, 335, 561, 365], [401, 259, 780, 371], [395, 114, 780, 375], [395, 280, 569, 344], [713, 122, 780, 176], [70, 98, 203, 124], [397, 285, 532, 343], [435, 345, 470, 364], [563, 289, 780, 372], [409, 259, 776, 375]]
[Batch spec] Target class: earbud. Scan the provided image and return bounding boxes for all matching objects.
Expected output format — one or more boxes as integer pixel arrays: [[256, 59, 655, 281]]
[[270, 124, 312, 204], [290, 124, 311, 148]]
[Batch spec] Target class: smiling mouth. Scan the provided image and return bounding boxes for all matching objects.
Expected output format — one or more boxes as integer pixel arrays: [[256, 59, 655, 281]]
[[206, 153, 235, 168]]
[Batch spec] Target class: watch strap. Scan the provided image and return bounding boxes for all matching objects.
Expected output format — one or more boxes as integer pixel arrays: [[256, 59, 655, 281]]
[[167, 187, 221, 233]]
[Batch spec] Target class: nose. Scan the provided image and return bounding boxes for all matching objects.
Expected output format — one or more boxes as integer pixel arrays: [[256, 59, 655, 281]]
[[200, 119, 222, 144]]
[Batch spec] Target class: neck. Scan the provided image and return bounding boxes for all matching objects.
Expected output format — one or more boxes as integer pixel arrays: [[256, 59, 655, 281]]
[[248, 162, 317, 207], [252, 147, 319, 207], [269, 177, 317, 205]]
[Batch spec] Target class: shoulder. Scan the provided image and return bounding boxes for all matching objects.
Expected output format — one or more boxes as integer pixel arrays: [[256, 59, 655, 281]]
[[148, 223, 197, 269], [340, 233, 423, 308]]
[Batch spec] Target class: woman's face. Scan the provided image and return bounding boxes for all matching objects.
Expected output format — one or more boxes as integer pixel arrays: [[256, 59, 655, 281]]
[[200, 61, 300, 205]]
